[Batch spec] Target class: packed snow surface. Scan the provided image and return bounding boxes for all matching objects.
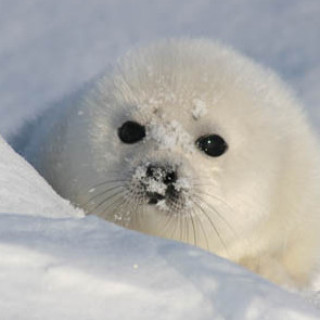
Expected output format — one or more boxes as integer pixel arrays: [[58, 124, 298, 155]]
[[1, 0, 320, 319], [1, 211, 320, 320], [0, 137, 80, 217]]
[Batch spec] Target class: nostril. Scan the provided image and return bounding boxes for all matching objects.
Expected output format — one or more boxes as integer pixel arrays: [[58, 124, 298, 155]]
[[164, 171, 177, 185], [146, 165, 155, 178]]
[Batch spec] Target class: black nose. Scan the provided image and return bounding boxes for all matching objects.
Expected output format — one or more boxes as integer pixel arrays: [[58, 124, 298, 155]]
[[146, 164, 177, 184]]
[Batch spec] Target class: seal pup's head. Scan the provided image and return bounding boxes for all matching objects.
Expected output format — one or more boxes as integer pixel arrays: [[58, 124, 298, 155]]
[[27, 39, 320, 287]]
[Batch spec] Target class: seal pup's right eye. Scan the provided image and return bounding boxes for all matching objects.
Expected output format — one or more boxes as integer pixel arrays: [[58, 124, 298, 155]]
[[118, 121, 146, 144]]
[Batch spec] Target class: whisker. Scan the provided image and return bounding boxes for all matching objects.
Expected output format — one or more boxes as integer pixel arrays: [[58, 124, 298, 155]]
[[136, 195, 144, 230], [81, 184, 123, 209], [174, 206, 186, 240], [193, 199, 229, 257], [130, 191, 143, 229], [160, 208, 176, 239], [87, 187, 125, 216], [189, 209, 197, 246], [98, 190, 130, 223], [106, 197, 127, 220], [166, 200, 184, 240], [178, 209, 183, 242], [90, 178, 129, 189], [194, 189, 237, 213], [132, 191, 144, 230], [191, 205, 210, 251], [168, 216, 178, 241], [193, 193, 237, 239], [185, 210, 190, 244], [112, 189, 131, 221]]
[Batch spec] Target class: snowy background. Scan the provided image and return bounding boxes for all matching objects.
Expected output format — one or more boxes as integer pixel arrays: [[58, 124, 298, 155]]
[[0, 0, 320, 319]]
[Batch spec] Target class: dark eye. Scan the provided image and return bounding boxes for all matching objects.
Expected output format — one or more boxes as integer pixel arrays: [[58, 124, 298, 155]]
[[118, 121, 146, 144], [196, 134, 228, 157]]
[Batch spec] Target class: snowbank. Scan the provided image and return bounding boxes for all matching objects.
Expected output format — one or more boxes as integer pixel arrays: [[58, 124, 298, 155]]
[[0, 137, 80, 217], [1, 213, 320, 320]]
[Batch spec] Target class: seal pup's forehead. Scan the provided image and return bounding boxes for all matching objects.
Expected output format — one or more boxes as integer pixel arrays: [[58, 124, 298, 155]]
[[110, 40, 265, 120], [99, 38, 306, 143], [111, 40, 236, 109]]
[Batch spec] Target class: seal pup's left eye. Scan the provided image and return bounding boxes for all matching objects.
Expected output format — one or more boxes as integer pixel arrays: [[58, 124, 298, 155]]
[[118, 121, 146, 144], [196, 134, 228, 157]]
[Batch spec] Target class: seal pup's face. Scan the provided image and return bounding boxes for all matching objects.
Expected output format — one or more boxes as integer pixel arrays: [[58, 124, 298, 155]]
[[78, 40, 304, 257]]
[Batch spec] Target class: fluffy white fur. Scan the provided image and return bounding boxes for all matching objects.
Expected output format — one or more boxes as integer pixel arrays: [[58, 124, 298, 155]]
[[23, 39, 320, 287]]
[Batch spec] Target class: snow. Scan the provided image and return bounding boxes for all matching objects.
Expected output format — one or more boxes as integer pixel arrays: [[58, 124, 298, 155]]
[[0, 136, 81, 218], [192, 99, 208, 120], [147, 119, 195, 153], [0, 212, 320, 320], [0, 0, 320, 319]]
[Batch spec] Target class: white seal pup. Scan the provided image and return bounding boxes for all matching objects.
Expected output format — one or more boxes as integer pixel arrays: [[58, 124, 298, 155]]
[[22, 39, 320, 287]]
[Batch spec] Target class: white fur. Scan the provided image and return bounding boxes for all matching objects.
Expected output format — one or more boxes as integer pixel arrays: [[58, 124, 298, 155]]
[[23, 39, 320, 287]]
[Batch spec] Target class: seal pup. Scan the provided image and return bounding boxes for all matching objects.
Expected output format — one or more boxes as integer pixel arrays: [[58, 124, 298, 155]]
[[22, 39, 320, 287]]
